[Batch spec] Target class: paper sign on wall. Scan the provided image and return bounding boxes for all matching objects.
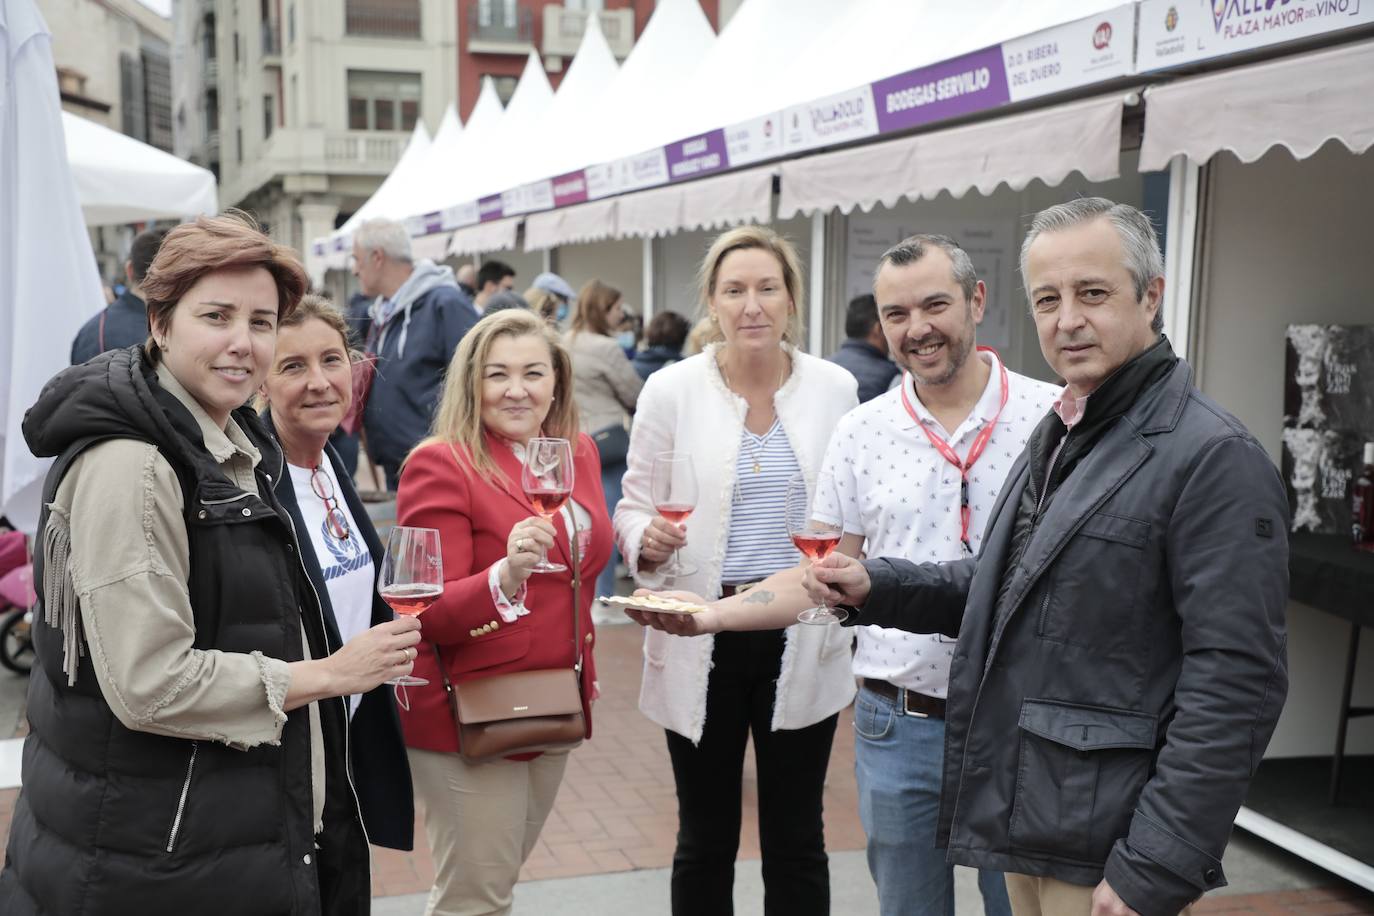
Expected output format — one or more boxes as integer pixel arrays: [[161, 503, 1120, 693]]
[[844, 215, 1017, 355]]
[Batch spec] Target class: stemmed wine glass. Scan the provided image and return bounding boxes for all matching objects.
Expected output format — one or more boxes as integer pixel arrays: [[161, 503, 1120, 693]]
[[379, 526, 444, 686], [785, 471, 848, 625], [650, 451, 699, 578], [521, 437, 574, 574]]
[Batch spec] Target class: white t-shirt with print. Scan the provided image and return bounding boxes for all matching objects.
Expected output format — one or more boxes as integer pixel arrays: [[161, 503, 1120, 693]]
[[289, 459, 374, 717], [817, 350, 1059, 697]]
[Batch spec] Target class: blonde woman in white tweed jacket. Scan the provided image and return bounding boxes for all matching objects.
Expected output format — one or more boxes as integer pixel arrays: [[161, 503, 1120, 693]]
[[613, 226, 856, 915]]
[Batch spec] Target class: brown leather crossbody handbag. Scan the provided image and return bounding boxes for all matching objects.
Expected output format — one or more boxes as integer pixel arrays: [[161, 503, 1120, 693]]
[[432, 515, 588, 762]]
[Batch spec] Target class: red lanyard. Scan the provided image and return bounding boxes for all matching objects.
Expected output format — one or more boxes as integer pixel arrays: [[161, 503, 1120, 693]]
[[899, 346, 1010, 555]]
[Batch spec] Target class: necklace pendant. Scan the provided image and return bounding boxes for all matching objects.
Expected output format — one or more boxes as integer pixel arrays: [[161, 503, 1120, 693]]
[[752, 461, 762, 474]]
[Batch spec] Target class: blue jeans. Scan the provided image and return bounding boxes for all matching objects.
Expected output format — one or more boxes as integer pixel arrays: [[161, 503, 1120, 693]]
[[596, 460, 625, 598], [853, 684, 1012, 916]]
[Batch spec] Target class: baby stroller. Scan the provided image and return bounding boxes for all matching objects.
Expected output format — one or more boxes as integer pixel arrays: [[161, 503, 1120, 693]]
[[0, 528, 36, 675]]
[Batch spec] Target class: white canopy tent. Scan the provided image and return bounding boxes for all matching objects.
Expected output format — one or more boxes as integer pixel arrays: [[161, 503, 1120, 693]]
[[631, 0, 852, 157], [549, 0, 716, 192], [442, 54, 554, 255], [2, 0, 108, 532], [335, 120, 432, 236], [500, 15, 619, 202], [63, 110, 218, 226], [443, 53, 553, 208], [396, 78, 505, 235]]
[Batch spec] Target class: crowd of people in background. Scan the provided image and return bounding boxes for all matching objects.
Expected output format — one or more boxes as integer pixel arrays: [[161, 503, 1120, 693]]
[[4, 198, 1290, 916]]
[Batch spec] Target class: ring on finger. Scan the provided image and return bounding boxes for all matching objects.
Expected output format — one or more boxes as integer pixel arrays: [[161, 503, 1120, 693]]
[[517, 537, 526, 551]]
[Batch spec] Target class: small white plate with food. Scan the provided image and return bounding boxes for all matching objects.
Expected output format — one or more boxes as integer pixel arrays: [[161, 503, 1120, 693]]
[[598, 594, 706, 615]]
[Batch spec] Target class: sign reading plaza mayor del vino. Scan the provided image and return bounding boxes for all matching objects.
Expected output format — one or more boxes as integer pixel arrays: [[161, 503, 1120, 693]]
[[1137, 0, 1374, 71]]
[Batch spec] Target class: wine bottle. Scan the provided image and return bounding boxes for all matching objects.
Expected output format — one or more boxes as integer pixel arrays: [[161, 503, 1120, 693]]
[[1353, 442, 1374, 545]]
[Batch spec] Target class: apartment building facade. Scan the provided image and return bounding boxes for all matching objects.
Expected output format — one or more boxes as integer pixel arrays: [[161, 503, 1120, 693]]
[[175, 0, 459, 256]]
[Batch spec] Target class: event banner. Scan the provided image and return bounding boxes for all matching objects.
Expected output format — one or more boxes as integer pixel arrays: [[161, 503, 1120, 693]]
[[665, 130, 731, 182], [781, 85, 881, 153], [477, 194, 504, 223], [1003, 3, 1136, 102], [1283, 324, 1374, 535], [725, 112, 784, 168], [871, 45, 1011, 135], [1138, 0, 1374, 70], [551, 171, 590, 208]]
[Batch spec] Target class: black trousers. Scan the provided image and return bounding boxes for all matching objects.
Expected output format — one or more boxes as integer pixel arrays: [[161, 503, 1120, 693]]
[[665, 629, 838, 916]]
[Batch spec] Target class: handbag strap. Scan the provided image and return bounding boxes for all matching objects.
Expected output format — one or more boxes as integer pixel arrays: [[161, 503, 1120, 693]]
[[431, 440, 586, 689], [568, 507, 583, 678]]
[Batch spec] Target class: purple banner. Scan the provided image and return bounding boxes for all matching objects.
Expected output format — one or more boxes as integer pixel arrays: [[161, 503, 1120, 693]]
[[552, 170, 590, 208], [422, 212, 444, 234], [665, 130, 729, 182], [872, 44, 1010, 135], [478, 195, 504, 222]]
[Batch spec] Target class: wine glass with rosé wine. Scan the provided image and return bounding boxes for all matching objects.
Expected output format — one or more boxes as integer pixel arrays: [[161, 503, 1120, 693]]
[[380, 526, 444, 686], [650, 451, 699, 579], [521, 437, 575, 574], [785, 471, 848, 625]]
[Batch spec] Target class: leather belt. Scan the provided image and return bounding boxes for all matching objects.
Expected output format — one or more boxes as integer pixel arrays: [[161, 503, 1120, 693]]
[[720, 582, 762, 598], [862, 679, 946, 719]]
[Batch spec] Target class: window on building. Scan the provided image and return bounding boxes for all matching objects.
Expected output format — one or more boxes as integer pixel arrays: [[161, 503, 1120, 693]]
[[487, 74, 518, 104], [236, 126, 243, 162], [565, 0, 604, 11], [263, 95, 275, 139], [141, 46, 174, 151], [206, 88, 219, 133], [288, 3, 295, 43], [233, 31, 241, 64], [346, 70, 421, 131], [203, 13, 217, 60], [345, 0, 421, 39], [477, 0, 519, 27], [119, 52, 146, 140]]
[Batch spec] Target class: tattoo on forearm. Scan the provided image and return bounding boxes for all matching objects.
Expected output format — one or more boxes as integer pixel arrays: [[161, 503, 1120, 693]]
[[742, 590, 775, 605]]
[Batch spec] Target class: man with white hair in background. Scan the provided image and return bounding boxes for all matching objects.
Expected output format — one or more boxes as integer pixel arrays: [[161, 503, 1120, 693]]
[[353, 217, 478, 489]]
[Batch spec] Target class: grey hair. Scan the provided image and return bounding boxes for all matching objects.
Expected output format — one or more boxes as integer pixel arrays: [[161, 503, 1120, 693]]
[[353, 218, 413, 263], [1019, 198, 1165, 333], [873, 234, 978, 302]]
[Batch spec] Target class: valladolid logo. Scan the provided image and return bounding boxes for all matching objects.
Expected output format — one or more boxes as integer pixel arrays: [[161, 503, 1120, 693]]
[[1165, 6, 1180, 31], [1093, 21, 1113, 49]]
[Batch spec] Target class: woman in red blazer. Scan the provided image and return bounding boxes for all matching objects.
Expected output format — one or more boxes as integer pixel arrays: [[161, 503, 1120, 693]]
[[395, 309, 613, 915]]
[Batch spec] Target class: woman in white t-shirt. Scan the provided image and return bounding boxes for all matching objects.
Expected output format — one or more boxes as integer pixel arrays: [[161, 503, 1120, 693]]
[[258, 294, 415, 852]]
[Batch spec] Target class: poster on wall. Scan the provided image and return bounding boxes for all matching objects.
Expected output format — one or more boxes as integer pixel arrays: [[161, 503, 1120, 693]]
[[844, 216, 1016, 354], [1282, 324, 1374, 535]]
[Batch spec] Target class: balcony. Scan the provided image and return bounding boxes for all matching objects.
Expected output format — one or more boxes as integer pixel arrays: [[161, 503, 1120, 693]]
[[542, 6, 634, 59], [261, 21, 281, 59], [222, 127, 410, 209], [346, 1, 422, 39], [203, 56, 218, 84], [468, 3, 533, 55]]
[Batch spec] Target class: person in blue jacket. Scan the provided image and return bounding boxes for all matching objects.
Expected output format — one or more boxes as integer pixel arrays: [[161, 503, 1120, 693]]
[[70, 228, 167, 364], [352, 218, 478, 489]]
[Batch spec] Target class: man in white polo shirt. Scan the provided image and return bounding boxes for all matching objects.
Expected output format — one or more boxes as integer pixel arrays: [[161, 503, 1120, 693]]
[[627, 234, 1058, 915]]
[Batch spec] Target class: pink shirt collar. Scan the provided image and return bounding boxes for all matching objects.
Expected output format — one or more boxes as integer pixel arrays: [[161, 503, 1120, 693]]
[[1053, 386, 1089, 430]]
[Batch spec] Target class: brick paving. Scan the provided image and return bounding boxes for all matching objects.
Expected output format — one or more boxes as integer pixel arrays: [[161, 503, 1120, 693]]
[[0, 621, 1371, 914], [371, 621, 866, 895]]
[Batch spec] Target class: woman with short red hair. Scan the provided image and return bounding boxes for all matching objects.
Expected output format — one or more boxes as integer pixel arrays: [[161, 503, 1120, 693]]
[[0, 212, 420, 915]]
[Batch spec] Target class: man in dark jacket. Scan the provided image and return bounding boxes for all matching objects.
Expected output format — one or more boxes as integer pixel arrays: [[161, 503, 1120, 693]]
[[827, 293, 899, 402], [70, 227, 166, 363], [353, 218, 478, 489], [806, 199, 1289, 916]]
